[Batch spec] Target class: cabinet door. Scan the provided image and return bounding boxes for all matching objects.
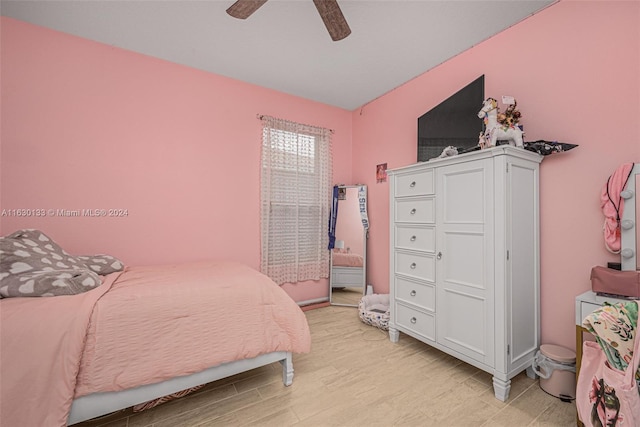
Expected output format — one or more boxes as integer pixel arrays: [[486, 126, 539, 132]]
[[502, 156, 540, 374], [435, 159, 495, 367]]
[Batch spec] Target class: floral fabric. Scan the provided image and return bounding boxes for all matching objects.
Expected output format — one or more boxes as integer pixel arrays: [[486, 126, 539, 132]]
[[583, 301, 640, 392]]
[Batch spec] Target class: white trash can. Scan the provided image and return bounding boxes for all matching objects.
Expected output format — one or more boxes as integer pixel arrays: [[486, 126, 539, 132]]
[[532, 344, 576, 402]]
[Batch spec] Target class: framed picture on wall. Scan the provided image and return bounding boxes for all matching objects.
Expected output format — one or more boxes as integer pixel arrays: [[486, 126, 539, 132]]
[[338, 187, 347, 200], [376, 163, 387, 183]]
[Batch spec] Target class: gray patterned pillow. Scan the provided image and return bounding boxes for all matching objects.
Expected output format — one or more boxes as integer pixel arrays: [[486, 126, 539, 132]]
[[77, 255, 124, 275], [0, 229, 123, 298]]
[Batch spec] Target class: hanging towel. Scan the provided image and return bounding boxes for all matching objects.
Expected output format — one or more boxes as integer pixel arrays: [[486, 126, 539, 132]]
[[601, 163, 634, 253]]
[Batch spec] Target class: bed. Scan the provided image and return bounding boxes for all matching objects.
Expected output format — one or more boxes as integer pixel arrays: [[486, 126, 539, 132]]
[[331, 251, 364, 268], [330, 251, 364, 288], [0, 231, 311, 427]]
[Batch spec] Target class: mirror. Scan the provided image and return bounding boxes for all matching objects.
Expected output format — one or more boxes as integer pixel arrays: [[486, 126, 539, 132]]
[[329, 185, 368, 307], [620, 164, 640, 271]]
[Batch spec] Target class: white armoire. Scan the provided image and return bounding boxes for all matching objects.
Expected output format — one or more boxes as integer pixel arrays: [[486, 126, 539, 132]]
[[388, 146, 542, 401]]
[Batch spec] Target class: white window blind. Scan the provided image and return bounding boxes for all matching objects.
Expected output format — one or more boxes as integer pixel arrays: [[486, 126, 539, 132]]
[[260, 115, 332, 285]]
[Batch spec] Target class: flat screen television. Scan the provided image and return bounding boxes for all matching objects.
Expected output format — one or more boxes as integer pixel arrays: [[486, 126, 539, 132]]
[[417, 75, 484, 162]]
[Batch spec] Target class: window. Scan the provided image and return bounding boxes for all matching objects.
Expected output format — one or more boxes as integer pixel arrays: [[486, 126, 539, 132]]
[[260, 115, 332, 285]]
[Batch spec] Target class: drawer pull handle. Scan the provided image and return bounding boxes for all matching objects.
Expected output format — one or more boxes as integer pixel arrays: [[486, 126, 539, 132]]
[[410, 290, 417, 297], [437, 252, 442, 260], [410, 208, 417, 215], [410, 317, 417, 324], [410, 235, 416, 241], [410, 263, 417, 269], [409, 181, 416, 188]]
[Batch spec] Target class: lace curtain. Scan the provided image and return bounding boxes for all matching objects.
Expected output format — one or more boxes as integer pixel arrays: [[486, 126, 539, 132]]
[[260, 115, 332, 285]]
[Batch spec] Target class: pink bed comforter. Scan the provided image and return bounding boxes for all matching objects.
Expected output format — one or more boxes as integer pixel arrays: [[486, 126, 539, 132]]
[[0, 261, 311, 427], [332, 252, 364, 267]]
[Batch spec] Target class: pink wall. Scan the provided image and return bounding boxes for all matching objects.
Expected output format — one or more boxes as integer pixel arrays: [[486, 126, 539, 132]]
[[0, 17, 353, 303], [2, 1, 639, 349], [351, 0, 640, 349]]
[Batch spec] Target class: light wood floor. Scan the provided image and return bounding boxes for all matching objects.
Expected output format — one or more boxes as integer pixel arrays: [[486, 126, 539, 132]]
[[76, 306, 577, 427], [330, 287, 364, 306]]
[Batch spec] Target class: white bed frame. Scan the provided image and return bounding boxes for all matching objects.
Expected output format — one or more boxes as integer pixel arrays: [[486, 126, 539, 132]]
[[330, 265, 365, 288], [68, 351, 293, 425]]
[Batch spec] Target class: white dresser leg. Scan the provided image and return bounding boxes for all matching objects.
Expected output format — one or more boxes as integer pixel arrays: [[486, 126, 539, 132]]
[[389, 327, 399, 343], [492, 376, 511, 402]]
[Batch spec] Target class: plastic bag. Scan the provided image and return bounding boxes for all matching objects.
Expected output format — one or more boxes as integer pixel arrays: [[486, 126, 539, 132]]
[[532, 350, 576, 379]]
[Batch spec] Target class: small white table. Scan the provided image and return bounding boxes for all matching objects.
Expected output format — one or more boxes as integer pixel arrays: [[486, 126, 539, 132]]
[[575, 290, 630, 326]]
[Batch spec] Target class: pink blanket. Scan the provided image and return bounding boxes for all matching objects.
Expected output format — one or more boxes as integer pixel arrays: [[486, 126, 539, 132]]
[[0, 261, 311, 427], [0, 272, 120, 427], [332, 252, 364, 267]]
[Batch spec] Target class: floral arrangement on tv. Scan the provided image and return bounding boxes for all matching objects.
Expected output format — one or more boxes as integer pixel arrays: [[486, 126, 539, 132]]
[[437, 96, 578, 159]]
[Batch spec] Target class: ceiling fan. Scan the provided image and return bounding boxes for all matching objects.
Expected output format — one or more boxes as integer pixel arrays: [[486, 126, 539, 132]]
[[226, 0, 351, 41]]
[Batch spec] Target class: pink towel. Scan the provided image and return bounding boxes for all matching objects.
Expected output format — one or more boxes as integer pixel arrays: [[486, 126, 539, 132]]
[[601, 163, 634, 253]]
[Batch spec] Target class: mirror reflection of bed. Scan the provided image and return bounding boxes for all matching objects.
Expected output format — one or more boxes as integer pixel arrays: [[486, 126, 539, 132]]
[[330, 185, 367, 307]]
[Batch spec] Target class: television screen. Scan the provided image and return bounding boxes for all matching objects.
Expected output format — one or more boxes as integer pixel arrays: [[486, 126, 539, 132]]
[[417, 75, 484, 162]]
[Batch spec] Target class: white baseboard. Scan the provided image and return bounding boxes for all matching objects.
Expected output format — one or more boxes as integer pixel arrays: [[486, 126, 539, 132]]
[[297, 297, 329, 307]]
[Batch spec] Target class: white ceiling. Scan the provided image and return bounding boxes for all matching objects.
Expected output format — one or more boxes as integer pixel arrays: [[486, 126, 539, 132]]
[[1, 0, 556, 111]]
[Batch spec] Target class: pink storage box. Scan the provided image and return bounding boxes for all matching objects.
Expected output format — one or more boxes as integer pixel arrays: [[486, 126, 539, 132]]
[[591, 266, 640, 298]]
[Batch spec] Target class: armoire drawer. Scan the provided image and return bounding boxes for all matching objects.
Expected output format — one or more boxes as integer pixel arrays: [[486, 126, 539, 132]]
[[394, 225, 435, 252], [395, 169, 434, 197], [394, 198, 435, 223], [395, 303, 435, 341], [395, 276, 435, 312], [395, 251, 435, 282]]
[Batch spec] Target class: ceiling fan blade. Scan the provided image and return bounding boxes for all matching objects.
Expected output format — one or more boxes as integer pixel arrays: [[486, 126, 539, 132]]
[[226, 0, 268, 19], [313, 0, 351, 41]]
